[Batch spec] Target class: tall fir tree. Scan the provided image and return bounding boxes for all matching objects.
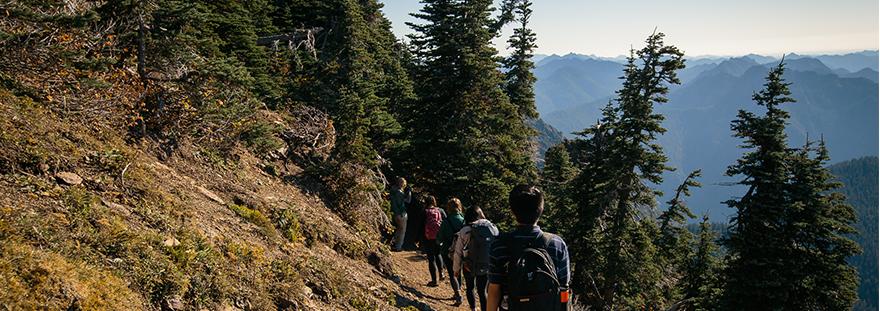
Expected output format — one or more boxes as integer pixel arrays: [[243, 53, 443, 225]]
[[722, 60, 797, 309], [681, 215, 723, 311], [784, 139, 860, 309], [722, 61, 860, 310], [502, 0, 538, 120], [568, 32, 685, 310], [656, 170, 700, 303], [404, 0, 534, 216], [540, 142, 578, 236]]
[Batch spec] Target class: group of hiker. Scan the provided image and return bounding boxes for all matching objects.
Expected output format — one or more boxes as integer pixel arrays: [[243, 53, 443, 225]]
[[389, 177, 571, 311]]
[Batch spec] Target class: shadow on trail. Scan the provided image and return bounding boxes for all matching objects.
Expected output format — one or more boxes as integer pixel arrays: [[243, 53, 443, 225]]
[[405, 254, 425, 262], [395, 282, 455, 311]]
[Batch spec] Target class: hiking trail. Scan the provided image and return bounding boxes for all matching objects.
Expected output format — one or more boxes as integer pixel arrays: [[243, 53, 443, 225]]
[[389, 250, 463, 311]]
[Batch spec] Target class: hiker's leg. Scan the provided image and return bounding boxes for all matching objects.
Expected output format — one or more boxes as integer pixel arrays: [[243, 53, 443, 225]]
[[464, 270, 477, 309], [476, 274, 489, 311], [443, 254, 461, 299], [427, 241, 438, 283], [393, 214, 407, 250], [437, 251, 445, 279]]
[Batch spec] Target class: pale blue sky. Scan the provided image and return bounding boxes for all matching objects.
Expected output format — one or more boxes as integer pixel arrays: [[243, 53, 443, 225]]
[[379, 0, 879, 57]]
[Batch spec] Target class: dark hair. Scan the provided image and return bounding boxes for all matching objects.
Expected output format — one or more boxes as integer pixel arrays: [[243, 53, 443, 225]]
[[424, 195, 437, 208], [509, 185, 543, 225], [464, 207, 486, 223]]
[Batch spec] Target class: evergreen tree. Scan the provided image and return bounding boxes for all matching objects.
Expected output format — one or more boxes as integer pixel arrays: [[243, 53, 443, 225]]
[[784, 140, 860, 309], [656, 170, 700, 303], [267, 0, 416, 231], [722, 61, 796, 309], [568, 32, 685, 310], [502, 0, 539, 120], [404, 0, 534, 216], [722, 61, 860, 310], [682, 215, 723, 311], [540, 142, 578, 236]]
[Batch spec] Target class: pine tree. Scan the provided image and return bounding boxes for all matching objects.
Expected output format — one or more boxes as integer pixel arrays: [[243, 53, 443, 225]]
[[722, 60, 797, 309], [722, 60, 860, 310], [540, 142, 578, 236], [784, 139, 860, 309], [656, 170, 700, 303], [682, 215, 722, 311], [568, 32, 685, 310], [502, 0, 539, 120], [404, 0, 534, 216]]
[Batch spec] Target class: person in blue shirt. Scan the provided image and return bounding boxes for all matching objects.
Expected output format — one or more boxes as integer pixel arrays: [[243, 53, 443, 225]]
[[487, 185, 570, 311], [390, 177, 412, 251]]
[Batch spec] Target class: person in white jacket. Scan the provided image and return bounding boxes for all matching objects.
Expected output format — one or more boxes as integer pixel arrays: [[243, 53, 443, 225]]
[[452, 207, 499, 311]]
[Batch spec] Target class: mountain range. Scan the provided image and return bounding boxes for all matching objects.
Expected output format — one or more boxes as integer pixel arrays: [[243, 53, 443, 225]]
[[534, 51, 879, 220]]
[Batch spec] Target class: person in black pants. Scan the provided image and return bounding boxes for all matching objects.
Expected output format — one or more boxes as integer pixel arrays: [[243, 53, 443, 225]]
[[423, 195, 446, 286], [452, 207, 498, 311]]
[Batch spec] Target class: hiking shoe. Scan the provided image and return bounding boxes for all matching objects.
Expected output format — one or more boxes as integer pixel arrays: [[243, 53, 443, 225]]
[[453, 297, 462, 306], [427, 281, 438, 287]]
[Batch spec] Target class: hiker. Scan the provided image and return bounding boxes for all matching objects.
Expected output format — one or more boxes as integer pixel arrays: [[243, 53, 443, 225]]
[[452, 207, 499, 311], [403, 192, 427, 251], [390, 177, 412, 251], [439, 197, 466, 305], [487, 185, 571, 311], [423, 195, 446, 286]]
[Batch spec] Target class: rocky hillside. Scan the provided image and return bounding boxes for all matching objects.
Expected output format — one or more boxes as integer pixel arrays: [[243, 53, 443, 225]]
[[0, 1, 443, 310]]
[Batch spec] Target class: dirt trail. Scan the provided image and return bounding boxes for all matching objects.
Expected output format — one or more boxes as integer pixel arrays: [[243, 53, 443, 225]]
[[389, 250, 467, 311]]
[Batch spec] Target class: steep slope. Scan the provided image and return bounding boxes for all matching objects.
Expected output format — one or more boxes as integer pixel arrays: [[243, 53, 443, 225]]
[[0, 88, 452, 310], [532, 118, 564, 161], [0, 1, 449, 310], [829, 157, 879, 311]]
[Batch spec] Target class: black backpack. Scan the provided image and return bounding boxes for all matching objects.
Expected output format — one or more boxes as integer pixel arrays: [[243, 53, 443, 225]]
[[505, 232, 566, 311], [463, 220, 498, 275]]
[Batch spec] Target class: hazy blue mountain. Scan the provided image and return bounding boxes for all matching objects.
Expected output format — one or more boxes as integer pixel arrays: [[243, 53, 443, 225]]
[[656, 64, 878, 220], [537, 57, 878, 220], [791, 50, 879, 72], [678, 62, 718, 84], [843, 68, 879, 83], [531, 118, 564, 164], [771, 57, 835, 75], [744, 53, 778, 64], [534, 56, 623, 115], [829, 157, 878, 311], [699, 57, 759, 78]]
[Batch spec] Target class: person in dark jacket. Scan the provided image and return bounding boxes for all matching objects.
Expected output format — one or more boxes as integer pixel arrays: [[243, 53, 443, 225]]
[[403, 192, 426, 251], [390, 177, 412, 251], [439, 197, 466, 305]]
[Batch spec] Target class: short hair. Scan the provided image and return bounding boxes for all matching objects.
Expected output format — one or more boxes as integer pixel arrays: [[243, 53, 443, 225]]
[[464, 207, 486, 223], [396, 177, 407, 188], [424, 195, 437, 208], [509, 185, 543, 225], [446, 197, 463, 214]]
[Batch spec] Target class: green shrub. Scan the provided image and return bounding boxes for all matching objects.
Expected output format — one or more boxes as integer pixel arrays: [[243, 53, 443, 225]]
[[240, 121, 283, 156], [228, 204, 275, 236], [273, 208, 302, 243]]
